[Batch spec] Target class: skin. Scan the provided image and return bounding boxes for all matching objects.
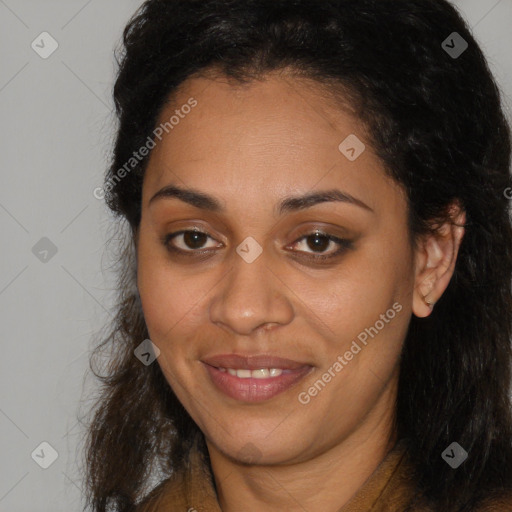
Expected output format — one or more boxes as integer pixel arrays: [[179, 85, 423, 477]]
[[136, 69, 465, 512]]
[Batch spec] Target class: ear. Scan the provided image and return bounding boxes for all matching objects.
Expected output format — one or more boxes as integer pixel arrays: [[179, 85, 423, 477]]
[[412, 203, 466, 318]]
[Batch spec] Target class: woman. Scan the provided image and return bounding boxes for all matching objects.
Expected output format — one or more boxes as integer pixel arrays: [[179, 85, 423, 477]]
[[84, 0, 512, 510]]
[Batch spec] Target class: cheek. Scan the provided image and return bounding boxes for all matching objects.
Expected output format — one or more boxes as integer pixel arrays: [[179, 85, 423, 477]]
[[300, 237, 412, 334], [137, 236, 200, 340]]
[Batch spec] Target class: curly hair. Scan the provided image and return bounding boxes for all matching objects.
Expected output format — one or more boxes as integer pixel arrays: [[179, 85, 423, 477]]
[[83, 1, 512, 511]]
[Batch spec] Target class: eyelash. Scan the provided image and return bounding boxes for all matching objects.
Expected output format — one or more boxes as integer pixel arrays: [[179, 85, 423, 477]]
[[161, 229, 353, 262]]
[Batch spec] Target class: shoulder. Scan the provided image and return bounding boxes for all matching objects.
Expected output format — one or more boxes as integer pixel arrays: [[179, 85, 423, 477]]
[[131, 481, 168, 512], [133, 439, 217, 512], [132, 473, 186, 512]]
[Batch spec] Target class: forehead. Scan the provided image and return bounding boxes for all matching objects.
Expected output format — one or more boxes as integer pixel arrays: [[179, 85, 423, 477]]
[[151, 71, 362, 158], [142, 72, 403, 218]]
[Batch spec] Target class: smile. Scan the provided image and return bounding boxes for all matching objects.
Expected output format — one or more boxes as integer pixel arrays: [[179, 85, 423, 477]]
[[217, 367, 284, 378], [202, 362, 313, 402]]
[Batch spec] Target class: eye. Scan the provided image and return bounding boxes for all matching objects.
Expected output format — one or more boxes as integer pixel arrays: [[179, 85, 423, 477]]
[[289, 230, 353, 260], [162, 228, 352, 261], [163, 229, 222, 253]]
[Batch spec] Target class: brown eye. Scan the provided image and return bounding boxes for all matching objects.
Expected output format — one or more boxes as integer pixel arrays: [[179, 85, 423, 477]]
[[162, 228, 352, 262], [290, 231, 353, 260], [163, 230, 221, 253], [305, 232, 331, 252], [182, 231, 208, 250]]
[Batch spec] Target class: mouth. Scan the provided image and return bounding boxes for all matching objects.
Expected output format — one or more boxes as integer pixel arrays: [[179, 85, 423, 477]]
[[201, 354, 314, 402]]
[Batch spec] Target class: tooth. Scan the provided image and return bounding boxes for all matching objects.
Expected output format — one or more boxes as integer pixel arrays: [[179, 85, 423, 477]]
[[223, 368, 285, 378], [251, 368, 270, 379]]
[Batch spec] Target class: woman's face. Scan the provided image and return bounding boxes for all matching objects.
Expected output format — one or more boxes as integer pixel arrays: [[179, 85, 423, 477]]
[[137, 72, 417, 464]]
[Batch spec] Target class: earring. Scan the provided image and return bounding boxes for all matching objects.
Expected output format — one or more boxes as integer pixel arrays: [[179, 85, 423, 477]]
[[423, 295, 435, 309]]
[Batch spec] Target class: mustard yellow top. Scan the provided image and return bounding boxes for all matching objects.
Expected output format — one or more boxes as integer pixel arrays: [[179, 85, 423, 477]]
[[134, 438, 511, 511]]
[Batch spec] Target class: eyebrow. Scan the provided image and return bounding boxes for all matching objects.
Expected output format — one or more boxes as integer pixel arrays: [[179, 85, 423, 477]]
[[149, 184, 374, 215]]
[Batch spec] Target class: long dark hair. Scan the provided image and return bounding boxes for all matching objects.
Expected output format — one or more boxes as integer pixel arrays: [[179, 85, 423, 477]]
[[83, 1, 512, 510]]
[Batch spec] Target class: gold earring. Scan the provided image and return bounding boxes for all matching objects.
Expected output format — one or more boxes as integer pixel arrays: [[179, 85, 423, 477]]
[[423, 295, 435, 309]]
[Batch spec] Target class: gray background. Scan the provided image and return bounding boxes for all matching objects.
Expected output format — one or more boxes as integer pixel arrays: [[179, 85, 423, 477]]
[[1, 1, 511, 510]]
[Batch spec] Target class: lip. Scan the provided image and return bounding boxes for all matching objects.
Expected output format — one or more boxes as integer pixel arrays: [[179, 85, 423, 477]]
[[201, 354, 313, 402]]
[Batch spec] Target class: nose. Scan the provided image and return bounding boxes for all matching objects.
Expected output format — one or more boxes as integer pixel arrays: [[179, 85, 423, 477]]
[[209, 246, 294, 336]]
